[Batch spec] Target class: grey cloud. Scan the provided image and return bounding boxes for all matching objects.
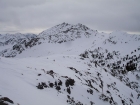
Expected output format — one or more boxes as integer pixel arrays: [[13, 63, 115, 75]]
[[0, 0, 140, 34], [0, 0, 47, 8]]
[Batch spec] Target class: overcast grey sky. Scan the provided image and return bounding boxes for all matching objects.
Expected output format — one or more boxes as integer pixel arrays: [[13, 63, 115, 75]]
[[0, 0, 140, 34]]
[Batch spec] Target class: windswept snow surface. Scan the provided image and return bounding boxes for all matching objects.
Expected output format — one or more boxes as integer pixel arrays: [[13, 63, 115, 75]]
[[0, 23, 140, 105]]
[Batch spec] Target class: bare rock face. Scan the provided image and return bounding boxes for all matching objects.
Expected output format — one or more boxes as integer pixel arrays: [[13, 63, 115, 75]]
[[0, 96, 14, 105], [65, 78, 75, 87]]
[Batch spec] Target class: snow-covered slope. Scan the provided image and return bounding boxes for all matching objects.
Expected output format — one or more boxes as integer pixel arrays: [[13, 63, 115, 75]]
[[0, 33, 38, 57], [0, 23, 140, 105]]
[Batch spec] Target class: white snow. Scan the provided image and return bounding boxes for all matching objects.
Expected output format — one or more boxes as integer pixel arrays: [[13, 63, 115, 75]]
[[0, 23, 140, 105]]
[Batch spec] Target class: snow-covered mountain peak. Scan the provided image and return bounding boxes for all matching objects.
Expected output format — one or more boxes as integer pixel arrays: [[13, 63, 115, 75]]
[[109, 30, 129, 38], [39, 23, 95, 36], [38, 23, 97, 44], [108, 30, 140, 43]]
